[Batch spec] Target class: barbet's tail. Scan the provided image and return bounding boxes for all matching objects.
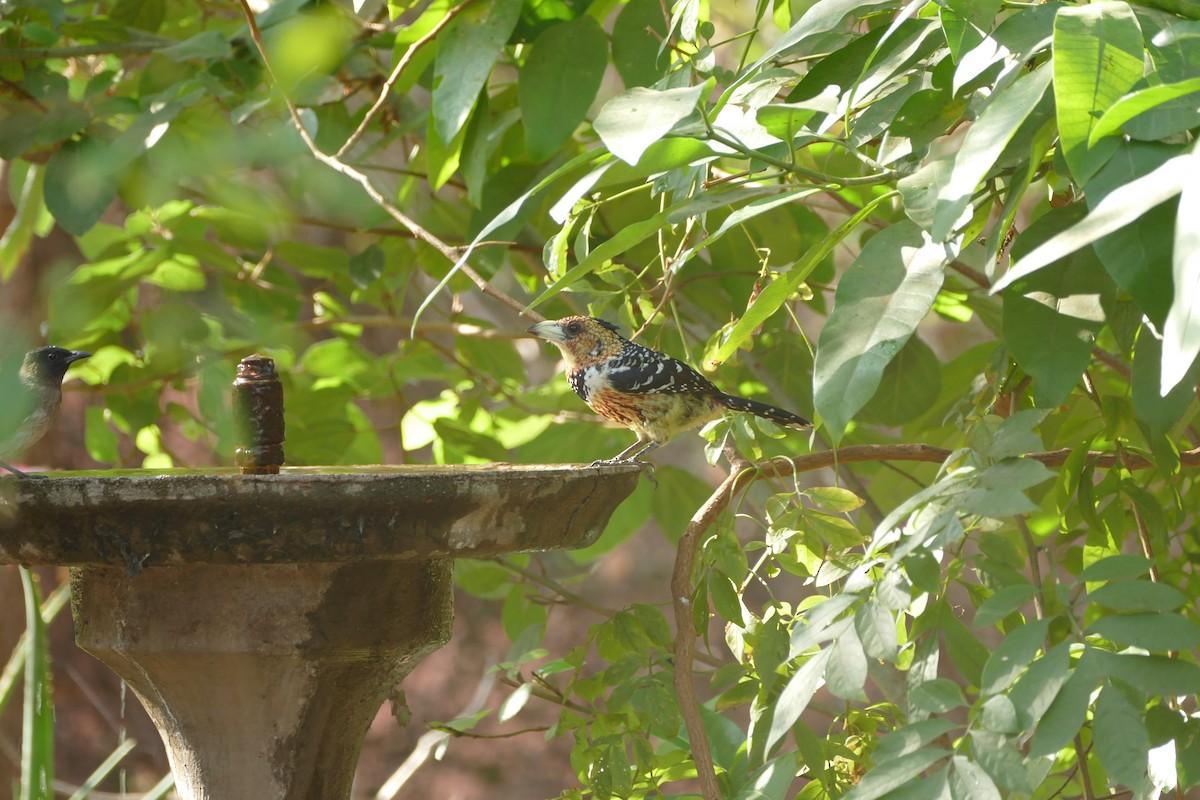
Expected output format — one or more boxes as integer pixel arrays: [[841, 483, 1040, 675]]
[[716, 394, 811, 429]]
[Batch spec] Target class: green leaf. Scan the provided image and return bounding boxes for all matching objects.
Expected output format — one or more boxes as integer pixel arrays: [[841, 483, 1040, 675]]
[[160, 30, 232, 62], [431, 0, 522, 143], [929, 65, 1052, 241], [949, 754, 1001, 800], [1080, 554, 1154, 581], [980, 616, 1052, 696], [110, 0, 165, 31], [973, 583, 1037, 628], [1052, 1, 1145, 185], [1087, 142, 1184, 326], [991, 148, 1187, 296], [1088, 580, 1188, 612], [826, 624, 868, 700], [813, 221, 947, 440], [858, 335, 942, 427], [44, 138, 118, 236], [844, 749, 950, 800], [1091, 650, 1200, 696], [611, 0, 670, 88], [1132, 322, 1200, 442], [1162, 143, 1200, 394], [1029, 650, 1100, 757], [593, 84, 706, 165], [1002, 205, 1112, 407], [519, 17, 608, 163], [910, 678, 966, 713], [1007, 641, 1071, 729], [1093, 682, 1150, 788], [1090, 76, 1200, 145], [764, 648, 831, 756], [706, 190, 894, 368], [874, 719, 958, 763], [855, 599, 898, 662], [1089, 612, 1200, 651]]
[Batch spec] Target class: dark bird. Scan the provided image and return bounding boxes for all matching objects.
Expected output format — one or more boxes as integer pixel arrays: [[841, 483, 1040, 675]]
[[528, 316, 809, 464], [1, 346, 91, 477]]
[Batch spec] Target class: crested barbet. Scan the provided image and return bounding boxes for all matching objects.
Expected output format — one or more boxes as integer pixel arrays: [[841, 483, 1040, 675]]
[[527, 316, 810, 464]]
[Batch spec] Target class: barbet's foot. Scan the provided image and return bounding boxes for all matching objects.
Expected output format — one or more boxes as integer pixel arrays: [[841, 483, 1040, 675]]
[[588, 457, 658, 487]]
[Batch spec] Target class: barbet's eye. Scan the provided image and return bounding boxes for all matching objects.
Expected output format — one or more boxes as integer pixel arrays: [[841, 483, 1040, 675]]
[[565, 321, 583, 336]]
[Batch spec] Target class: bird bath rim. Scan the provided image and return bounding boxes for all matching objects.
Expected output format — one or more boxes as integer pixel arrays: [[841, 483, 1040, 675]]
[[0, 463, 641, 568]]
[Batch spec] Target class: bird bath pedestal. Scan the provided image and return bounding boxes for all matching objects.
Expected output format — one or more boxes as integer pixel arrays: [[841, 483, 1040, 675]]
[[0, 465, 638, 799]]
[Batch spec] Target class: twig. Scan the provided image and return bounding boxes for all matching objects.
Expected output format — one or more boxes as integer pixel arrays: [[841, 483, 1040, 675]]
[[336, 0, 477, 157], [671, 446, 755, 800], [373, 668, 498, 800], [233, 0, 538, 321]]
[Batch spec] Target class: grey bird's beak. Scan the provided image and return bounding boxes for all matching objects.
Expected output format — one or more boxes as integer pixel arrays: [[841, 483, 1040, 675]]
[[526, 321, 565, 343], [66, 351, 92, 365]]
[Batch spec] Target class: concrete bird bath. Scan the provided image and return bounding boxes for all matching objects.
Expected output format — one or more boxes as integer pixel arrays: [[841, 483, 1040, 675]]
[[0, 462, 638, 798]]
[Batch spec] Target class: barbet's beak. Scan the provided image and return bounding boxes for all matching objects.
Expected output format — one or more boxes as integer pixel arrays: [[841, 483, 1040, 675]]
[[66, 350, 91, 366], [526, 321, 565, 343]]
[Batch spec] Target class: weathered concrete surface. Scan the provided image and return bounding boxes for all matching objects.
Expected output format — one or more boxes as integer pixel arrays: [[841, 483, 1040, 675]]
[[0, 464, 640, 800], [0, 464, 641, 567], [73, 560, 453, 800]]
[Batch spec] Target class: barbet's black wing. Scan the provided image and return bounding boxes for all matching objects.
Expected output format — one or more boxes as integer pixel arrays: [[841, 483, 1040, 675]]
[[600, 342, 720, 396]]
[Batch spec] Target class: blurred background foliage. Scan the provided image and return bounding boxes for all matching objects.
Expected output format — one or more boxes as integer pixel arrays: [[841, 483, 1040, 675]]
[[2, 0, 1200, 796]]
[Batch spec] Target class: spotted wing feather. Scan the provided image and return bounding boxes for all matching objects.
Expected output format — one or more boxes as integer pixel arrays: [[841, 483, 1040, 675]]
[[601, 344, 720, 396]]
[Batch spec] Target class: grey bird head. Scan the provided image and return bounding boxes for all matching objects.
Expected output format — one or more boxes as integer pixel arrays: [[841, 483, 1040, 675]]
[[21, 347, 92, 388]]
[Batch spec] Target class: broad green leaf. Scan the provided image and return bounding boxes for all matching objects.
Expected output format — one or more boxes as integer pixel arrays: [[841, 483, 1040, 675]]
[[412, 147, 610, 328], [973, 584, 1037, 628], [1028, 653, 1099, 757], [611, 0, 670, 88], [980, 616, 1052, 696], [1090, 77, 1200, 145], [826, 624, 868, 700], [674, 187, 822, 272], [960, 458, 1054, 518], [910, 679, 966, 713], [971, 730, 1033, 792], [991, 149, 1188, 295], [593, 84, 706, 165], [1132, 322, 1200, 442], [764, 647, 831, 756], [929, 65, 1052, 241], [706, 190, 895, 368], [813, 221, 947, 440], [979, 695, 1020, 734], [1094, 682, 1150, 788], [160, 30, 232, 61], [1002, 205, 1112, 407], [858, 335, 942, 427], [44, 138, 117, 236], [950, 754, 1001, 800], [519, 17, 608, 163], [789, 593, 859, 658], [844, 749, 950, 800], [1089, 580, 1188, 612], [1080, 554, 1154, 581], [431, 0, 522, 143], [1052, 2, 1145, 185], [1089, 612, 1200, 651], [1091, 650, 1200, 696], [855, 599, 898, 662], [1007, 641, 1071, 729], [874, 719, 958, 763], [1162, 143, 1200, 394], [1087, 142, 1184, 326]]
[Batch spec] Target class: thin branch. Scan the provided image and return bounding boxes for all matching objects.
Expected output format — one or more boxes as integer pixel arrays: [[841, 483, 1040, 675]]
[[233, 0, 539, 321], [0, 41, 165, 60], [671, 449, 751, 800], [336, 0, 477, 157]]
